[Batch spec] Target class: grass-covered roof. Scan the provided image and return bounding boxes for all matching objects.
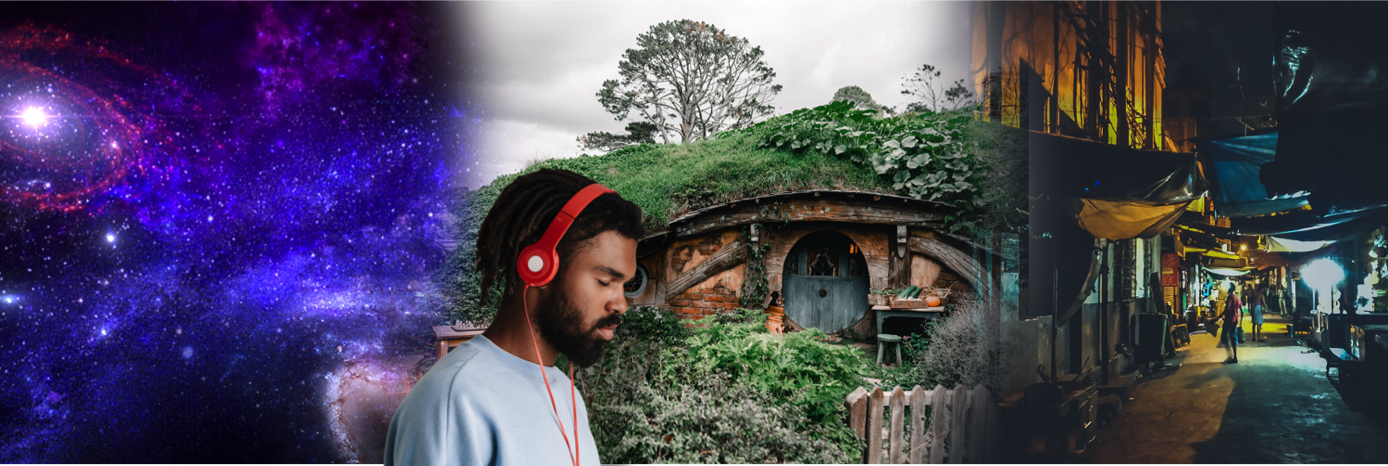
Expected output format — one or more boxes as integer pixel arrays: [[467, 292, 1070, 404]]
[[443, 104, 1027, 323]]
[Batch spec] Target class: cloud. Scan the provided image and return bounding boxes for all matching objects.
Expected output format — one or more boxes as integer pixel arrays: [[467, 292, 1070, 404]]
[[468, 118, 583, 189], [450, 1, 974, 189]]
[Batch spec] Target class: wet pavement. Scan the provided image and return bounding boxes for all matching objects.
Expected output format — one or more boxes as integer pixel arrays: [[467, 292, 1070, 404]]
[[1080, 314, 1388, 463]]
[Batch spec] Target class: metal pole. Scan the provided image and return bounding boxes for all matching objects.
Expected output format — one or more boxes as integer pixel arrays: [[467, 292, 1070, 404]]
[[1101, 241, 1109, 385], [1052, 267, 1059, 383]]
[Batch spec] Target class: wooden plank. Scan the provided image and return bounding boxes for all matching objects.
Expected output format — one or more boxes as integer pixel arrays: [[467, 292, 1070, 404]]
[[867, 387, 885, 464], [889, 386, 907, 464], [929, 385, 950, 465], [984, 387, 1002, 463], [847, 387, 869, 439], [969, 384, 989, 464], [948, 385, 970, 464], [665, 238, 748, 299], [909, 385, 928, 464]]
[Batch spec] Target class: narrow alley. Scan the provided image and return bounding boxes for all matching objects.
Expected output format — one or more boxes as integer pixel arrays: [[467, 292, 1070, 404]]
[[1081, 315, 1388, 463]]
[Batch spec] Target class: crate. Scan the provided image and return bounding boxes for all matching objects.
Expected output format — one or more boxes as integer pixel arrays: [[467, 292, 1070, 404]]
[[868, 293, 891, 307], [890, 297, 927, 309]]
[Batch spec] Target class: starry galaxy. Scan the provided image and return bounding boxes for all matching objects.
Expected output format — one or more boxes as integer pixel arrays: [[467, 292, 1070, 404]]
[[0, 3, 476, 462]]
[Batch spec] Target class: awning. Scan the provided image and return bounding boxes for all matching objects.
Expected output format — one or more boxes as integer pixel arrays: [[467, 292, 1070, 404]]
[[1231, 205, 1388, 242], [1032, 132, 1207, 204], [1265, 236, 1334, 253], [1075, 199, 1189, 240], [1179, 244, 1241, 260], [1206, 268, 1251, 277], [1260, 3, 1388, 210], [1200, 132, 1310, 217], [1030, 131, 1207, 239]]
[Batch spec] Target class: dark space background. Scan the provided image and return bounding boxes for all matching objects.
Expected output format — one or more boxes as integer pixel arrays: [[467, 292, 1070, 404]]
[[0, 3, 477, 462]]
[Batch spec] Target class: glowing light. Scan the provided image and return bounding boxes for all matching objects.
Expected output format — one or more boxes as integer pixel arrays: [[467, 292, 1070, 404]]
[[1303, 258, 1345, 292], [19, 106, 51, 128], [105, 233, 116, 243]]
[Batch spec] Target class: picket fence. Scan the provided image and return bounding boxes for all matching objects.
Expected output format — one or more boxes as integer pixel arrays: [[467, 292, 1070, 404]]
[[844, 384, 1000, 464]]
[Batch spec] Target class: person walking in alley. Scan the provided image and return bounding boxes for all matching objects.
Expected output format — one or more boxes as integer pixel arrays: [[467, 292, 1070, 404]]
[[1222, 283, 1242, 364], [1213, 280, 1229, 324], [1249, 284, 1267, 342]]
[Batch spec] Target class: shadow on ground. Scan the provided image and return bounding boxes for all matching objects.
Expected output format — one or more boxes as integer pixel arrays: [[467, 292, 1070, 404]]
[[1081, 314, 1388, 463]]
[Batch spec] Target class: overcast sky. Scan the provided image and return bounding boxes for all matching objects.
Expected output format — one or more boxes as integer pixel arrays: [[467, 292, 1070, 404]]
[[450, 1, 974, 190]]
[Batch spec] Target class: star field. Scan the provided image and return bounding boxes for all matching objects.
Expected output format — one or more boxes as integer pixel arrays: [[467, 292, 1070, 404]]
[[0, 3, 476, 462]]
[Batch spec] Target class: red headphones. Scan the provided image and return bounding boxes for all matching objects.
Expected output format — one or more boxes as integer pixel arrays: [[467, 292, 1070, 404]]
[[516, 182, 614, 466], [517, 183, 616, 287]]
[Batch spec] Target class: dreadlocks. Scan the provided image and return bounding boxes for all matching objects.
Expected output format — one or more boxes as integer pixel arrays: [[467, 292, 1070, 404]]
[[474, 168, 646, 307]]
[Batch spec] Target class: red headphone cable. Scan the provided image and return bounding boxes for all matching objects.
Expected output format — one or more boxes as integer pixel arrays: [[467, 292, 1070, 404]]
[[522, 285, 579, 466]]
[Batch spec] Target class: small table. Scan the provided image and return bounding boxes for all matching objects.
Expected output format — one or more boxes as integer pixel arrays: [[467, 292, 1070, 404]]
[[874, 305, 945, 335], [433, 326, 486, 360]]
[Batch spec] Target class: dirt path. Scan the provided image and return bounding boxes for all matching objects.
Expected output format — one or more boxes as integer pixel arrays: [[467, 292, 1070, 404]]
[[1080, 314, 1388, 463]]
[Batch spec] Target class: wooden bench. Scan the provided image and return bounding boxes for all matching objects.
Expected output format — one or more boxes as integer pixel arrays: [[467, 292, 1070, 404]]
[[433, 326, 485, 360]]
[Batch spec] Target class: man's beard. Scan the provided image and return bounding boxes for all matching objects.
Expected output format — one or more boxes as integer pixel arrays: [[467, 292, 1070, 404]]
[[535, 288, 621, 368]]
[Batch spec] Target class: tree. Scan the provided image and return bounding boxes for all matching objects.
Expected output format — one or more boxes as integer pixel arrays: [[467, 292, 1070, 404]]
[[578, 121, 659, 152], [900, 63, 977, 113], [830, 85, 884, 113], [596, 20, 782, 144]]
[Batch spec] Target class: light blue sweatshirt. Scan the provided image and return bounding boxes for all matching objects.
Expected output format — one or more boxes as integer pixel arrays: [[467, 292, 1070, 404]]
[[384, 334, 601, 466]]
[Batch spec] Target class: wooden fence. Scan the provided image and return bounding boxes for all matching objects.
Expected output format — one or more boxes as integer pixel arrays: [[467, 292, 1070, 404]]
[[844, 384, 1000, 464]]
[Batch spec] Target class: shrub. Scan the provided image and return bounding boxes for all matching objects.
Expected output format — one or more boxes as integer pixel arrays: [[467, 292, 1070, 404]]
[[600, 370, 854, 464], [921, 300, 999, 393], [578, 306, 868, 463]]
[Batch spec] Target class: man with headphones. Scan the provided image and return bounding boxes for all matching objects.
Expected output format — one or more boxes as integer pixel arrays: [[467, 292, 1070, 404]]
[[384, 168, 645, 466]]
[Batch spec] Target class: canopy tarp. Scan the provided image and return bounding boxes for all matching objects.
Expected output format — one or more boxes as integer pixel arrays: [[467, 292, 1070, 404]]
[[1076, 199, 1190, 240], [1265, 236, 1334, 253], [1201, 132, 1309, 217], [1232, 205, 1388, 242], [1206, 268, 1251, 277], [1178, 244, 1241, 260], [1259, 3, 1388, 210], [1032, 132, 1207, 204]]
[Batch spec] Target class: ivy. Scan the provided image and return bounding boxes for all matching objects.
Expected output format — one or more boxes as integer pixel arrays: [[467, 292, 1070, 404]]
[[749, 101, 990, 233], [739, 223, 777, 309]]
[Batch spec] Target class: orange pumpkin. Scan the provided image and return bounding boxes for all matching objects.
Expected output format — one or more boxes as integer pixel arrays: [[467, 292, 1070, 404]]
[[926, 296, 942, 307]]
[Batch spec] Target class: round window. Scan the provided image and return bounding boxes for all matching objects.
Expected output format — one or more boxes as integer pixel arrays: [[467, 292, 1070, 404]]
[[623, 264, 648, 298]]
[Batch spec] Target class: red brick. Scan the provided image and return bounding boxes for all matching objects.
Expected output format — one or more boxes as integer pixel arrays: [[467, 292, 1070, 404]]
[[707, 295, 724, 303], [670, 299, 692, 307]]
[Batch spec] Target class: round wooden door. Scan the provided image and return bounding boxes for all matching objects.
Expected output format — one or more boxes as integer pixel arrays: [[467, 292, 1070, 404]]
[[781, 230, 868, 334]]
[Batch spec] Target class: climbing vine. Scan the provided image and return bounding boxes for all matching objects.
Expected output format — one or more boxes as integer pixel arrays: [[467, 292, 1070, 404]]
[[740, 222, 777, 309]]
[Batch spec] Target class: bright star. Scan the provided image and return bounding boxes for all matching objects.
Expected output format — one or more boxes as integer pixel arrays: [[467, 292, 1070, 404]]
[[19, 106, 51, 129], [105, 233, 116, 243]]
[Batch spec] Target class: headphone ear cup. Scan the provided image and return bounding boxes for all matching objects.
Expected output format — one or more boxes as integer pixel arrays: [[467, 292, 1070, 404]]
[[517, 244, 559, 287]]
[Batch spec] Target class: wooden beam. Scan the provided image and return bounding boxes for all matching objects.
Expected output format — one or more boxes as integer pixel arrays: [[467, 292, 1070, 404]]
[[665, 238, 748, 299], [672, 199, 946, 238], [909, 236, 989, 299]]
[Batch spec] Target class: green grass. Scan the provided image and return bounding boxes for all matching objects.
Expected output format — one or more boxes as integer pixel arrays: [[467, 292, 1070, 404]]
[[504, 129, 895, 233]]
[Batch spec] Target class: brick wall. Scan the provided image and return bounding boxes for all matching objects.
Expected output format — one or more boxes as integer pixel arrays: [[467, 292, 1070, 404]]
[[670, 236, 726, 274], [932, 269, 973, 293], [669, 283, 739, 320]]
